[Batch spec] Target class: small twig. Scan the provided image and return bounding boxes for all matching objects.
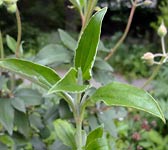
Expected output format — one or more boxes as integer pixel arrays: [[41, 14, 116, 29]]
[[141, 57, 165, 88], [0, 30, 4, 59], [104, 0, 138, 61], [161, 37, 166, 55], [15, 7, 22, 58]]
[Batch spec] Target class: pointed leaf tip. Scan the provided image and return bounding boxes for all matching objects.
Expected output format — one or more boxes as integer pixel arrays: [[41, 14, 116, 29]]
[[74, 7, 107, 80], [90, 82, 165, 123]]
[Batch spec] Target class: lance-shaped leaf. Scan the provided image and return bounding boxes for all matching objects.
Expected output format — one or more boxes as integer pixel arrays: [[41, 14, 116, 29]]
[[74, 7, 107, 80], [48, 68, 89, 93], [53, 119, 76, 149], [90, 82, 165, 123], [0, 58, 60, 89]]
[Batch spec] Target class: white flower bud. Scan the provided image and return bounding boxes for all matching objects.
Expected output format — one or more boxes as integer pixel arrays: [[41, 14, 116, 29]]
[[7, 3, 17, 13], [157, 21, 167, 37], [3, 0, 17, 3], [142, 52, 154, 65], [0, 0, 3, 6], [144, 0, 153, 6]]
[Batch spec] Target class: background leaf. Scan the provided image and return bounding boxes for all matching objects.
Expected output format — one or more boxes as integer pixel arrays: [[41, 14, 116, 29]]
[[74, 7, 107, 80], [34, 44, 72, 66], [14, 111, 31, 138], [58, 29, 77, 51], [14, 88, 43, 107], [0, 59, 60, 89], [6, 35, 16, 53], [53, 119, 76, 149], [0, 99, 14, 135], [90, 82, 165, 123]]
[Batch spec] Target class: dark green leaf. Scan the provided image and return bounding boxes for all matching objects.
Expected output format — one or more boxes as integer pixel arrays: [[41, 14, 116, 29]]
[[6, 35, 16, 53], [0, 99, 14, 135], [98, 110, 117, 138], [0, 142, 8, 150], [29, 112, 44, 130], [31, 136, 46, 150], [93, 70, 113, 85], [48, 68, 89, 93], [86, 126, 103, 146], [90, 82, 165, 123], [34, 44, 72, 66], [53, 119, 76, 149], [49, 140, 71, 150], [86, 138, 109, 150], [0, 59, 60, 89], [14, 111, 31, 138], [74, 7, 107, 80], [11, 98, 26, 113], [14, 88, 43, 107], [58, 29, 77, 51], [94, 58, 113, 72], [44, 105, 59, 123]]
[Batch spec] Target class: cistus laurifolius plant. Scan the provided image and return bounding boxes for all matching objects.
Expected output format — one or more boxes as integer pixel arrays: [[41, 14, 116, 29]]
[[0, 5, 165, 150]]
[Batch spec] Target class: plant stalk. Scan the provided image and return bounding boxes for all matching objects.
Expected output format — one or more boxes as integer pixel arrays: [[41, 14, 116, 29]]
[[142, 57, 165, 88], [81, 0, 97, 32], [161, 37, 166, 55], [15, 7, 22, 58], [0, 30, 4, 59], [142, 35, 167, 88], [104, 0, 137, 61]]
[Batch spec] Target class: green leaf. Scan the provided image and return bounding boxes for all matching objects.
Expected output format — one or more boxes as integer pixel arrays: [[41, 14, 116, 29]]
[[69, 0, 84, 11], [11, 98, 26, 113], [0, 99, 14, 135], [0, 135, 14, 149], [86, 138, 109, 150], [86, 126, 103, 146], [49, 140, 71, 150], [14, 111, 31, 138], [58, 29, 77, 51], [94, 58, 113, 72], [97, 110, 117, 138], [6, 35, 16, 53], [90, 82, 165, 123], [14, 88, 43, 107], [48, 68, 89, 93], [34, 44, 72, 66], [148, 130, 163, 145], [0, 58, 60, 89], [74, 7, 107, 80], [53, 119, 76, 149]]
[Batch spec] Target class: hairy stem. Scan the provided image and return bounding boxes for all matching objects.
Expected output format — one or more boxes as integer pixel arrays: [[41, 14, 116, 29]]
[[15, 7, 22, 58], [0, 30, 4, 59], [104, 0, 137, 61], [76, 115, 83, 150]]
